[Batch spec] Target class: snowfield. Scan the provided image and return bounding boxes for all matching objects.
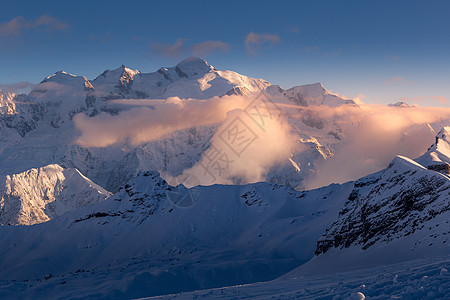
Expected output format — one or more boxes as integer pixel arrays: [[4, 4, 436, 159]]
[[147, 254, 450, 299]]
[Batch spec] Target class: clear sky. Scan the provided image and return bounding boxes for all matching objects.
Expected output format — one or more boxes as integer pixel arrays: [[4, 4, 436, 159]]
[[0, 0, 449, 106]]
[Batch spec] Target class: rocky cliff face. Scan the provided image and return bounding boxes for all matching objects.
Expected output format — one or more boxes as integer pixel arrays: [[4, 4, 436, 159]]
[[315, 154, 450, 255], [0, 91, 45, 137]]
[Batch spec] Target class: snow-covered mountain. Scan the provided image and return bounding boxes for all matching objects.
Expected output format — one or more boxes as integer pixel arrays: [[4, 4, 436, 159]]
[[91, 57, 271, 99], [0, 171, 352, 298], [0, 58, 449, 298], [0, 129, 449, 298], [0, 164, 111, 225], [0, 90, 45, 152], [416, 126, 450, 174], [285, 131, 450, 277], [0, 57, 354, 195], [280, 82, 357, 107], [1, 57, 448, 224]]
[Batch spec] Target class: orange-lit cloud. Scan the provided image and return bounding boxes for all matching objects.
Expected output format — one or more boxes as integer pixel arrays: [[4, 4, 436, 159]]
[[399, 96, 424, 103], [384, 76, 412, 85], [244, 32, 281, 55], [0, 81, 35, 93], [303, 104, 450, 189], [73, 93, 450, 190], [0, 15, 68, 37], [432, 96, 448, 105], [191, 40, 230, 56], [151, 38, 187, 58], [178, 107, 296, 185], [73, 96, 251, 147]]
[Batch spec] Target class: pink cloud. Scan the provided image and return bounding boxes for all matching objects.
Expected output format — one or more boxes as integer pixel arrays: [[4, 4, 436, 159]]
[[0, 81, 35, 93], [384, 77, 412, 85], [386, 55, 400, 62], [151, 38, 187, 58], [244, 32, 281, 55], [191, 40, 230, 56], [33, 15, 68, 31], [432, 96, 448, 105], [399, 96, 425, 103], [0, 15, 68, 37]]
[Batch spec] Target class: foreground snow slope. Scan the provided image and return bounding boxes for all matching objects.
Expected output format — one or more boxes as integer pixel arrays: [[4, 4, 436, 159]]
[[0, 171, 352, 298], [142, 134, 450, 299], [0, 164, 111, 225], [147, 254, 450, 299]]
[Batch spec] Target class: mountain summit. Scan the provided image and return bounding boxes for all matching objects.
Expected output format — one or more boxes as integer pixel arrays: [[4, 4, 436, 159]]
[[175, 56, 215, 77], [416, 126, 450, 174]]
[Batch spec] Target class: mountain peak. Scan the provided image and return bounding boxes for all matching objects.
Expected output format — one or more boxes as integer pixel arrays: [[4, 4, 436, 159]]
[[41, 70, 77, 83], [117, 65, 140, 76], [39, 71, 92, 90], [436, 126, 450, 141], [415, 126, 450, 174], [177, 56, 210, 66], [388, 101, 415, 108], [93, 65, 140, 86], [282, 82, 353, 107], [175, 56, 213, 77]]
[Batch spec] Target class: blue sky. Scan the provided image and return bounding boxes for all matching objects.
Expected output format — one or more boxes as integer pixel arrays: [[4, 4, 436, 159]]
[[0, 0, 449, 106]]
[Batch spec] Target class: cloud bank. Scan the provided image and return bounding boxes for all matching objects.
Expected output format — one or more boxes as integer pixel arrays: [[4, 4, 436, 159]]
[[191, 40, 230, 56], [0, 15, 68, 37], [176, 99, 296, 185], [151, 38, 187, 58], [0, 81, 35, 93], [245, 32, 281, 55], [73, 93, 450, 190], [302, 104, 450, 189], [73, 96, 251, 147]]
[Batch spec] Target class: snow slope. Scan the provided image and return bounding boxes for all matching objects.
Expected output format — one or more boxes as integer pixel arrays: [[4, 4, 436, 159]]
[[0, 171, 352, 298], [280, 82, 357, 107], [147, 254, 450, 299], [0, 146, 448, 298], [0, 164, 111, 225], [138, 132, 450, 299]]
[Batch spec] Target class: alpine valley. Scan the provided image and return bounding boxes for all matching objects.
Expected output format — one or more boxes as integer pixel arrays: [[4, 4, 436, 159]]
[[0, 57, 449, 299]]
